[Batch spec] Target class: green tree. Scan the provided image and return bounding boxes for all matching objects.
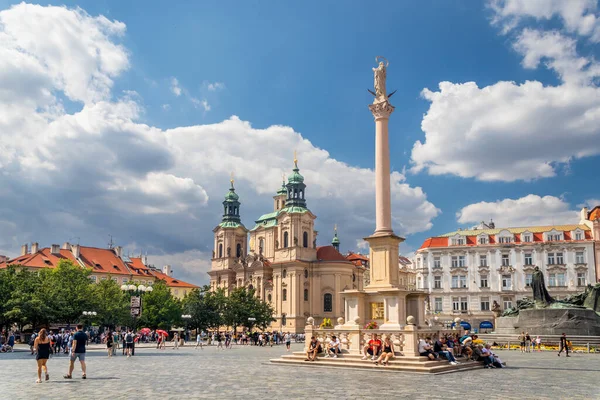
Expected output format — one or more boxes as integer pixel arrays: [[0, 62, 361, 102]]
[[137, 281, 182, 329], [0, 266, 17, 330], [223, 287, 275, 332], [40, 259, 94, 325], [182, 286, 224, 332], [4, 267, 50, 330], [91, 278, 130, 329]]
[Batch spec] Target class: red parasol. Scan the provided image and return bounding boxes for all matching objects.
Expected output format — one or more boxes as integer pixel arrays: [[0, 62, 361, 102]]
[[156, 329, 169, 337], [139, 328, 151, 335]]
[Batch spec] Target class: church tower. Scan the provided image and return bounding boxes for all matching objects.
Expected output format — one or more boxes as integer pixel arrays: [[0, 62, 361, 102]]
[[210, 177, 248, 292], [331, 225, 340, 252], [273, 175, 287, 212]]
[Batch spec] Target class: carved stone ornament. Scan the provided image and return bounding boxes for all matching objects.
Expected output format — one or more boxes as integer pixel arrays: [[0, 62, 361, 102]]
[[368, 100, 395, 119]]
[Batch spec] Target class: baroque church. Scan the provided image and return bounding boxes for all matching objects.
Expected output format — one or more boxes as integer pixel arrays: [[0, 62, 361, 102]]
[[208, 159, 365, 332]]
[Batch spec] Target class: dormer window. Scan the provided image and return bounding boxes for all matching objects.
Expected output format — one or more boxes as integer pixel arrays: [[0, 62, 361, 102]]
[[546, 231, 563, 241], [498, 236, 512, 244], [451, 236, 465, 246], [572, 229, 584, 241], [478, 236, 488, 245]]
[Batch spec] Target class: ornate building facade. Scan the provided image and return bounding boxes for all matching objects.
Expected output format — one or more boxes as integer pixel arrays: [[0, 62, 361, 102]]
[[413, 206, 600, 332], [208, 160, 365, 333]]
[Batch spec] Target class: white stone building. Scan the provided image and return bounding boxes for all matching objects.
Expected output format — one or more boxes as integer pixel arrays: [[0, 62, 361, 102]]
[[413, 207, 600, 332]]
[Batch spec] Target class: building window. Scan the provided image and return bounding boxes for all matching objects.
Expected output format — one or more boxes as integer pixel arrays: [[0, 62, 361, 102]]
[[236, 243, 242, 258], [577, 272, 586, 286], [460, 297, 468, 312], [89, 276, 97, 283], [324, 293, 333, 312], [282, 269, 287, 278], [304, 289, 309, 301], [479, 255, 487, 267], [451, 238, 465, 246], [451, 256, 458, 268], [267, 294, 272, 302], [282, 289, 287, 301], [283, 232, 289, 248], [525, 274, 533, 287], [434, 276, 442, 289], [522, 234, 532, 243], [478, 237, 488, 244], [112, 277, 118, 282], [480, 297, 490, 311], [302, 231, 308, 248], [524, 253, 533, 265], [576, 252, 584, 264], [502, 275, 512, 290], [370, 302, 384, 319], [452, 297, 460, 312], [434, 297, 443, 312], [304, 269, 308, 278], [218, 244, 223, 258], [458, 256, 466, 267], [557, 273, 566, 287], [503, 297, 513, 310], [451, 275, 459, 288], [498, 236, 512, 244], [480, 275, 488, 288], [501, 254, 510, 266], [556, 252, 564, 264], [459, 275, 467, 288], [548, 273, 556, 287], [547, 233, 562, 241], [575, 232, 583, 241], [433, 257, 441, 269], [547, 253, 555, 265]]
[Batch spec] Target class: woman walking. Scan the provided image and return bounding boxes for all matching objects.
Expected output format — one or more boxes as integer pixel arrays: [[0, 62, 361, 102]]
[[106, 331, 114, 357], [34, 329, 51, 383]]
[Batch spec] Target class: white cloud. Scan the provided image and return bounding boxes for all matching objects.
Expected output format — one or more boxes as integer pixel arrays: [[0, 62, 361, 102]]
[[207, 82, 225, 91], [456, 194, 580, 228], [191, 97, 211, 111], [0, 3, 439, 284], [584, 199, 600, 209], [161, 104, 170, 111], [170, 77, 182, 96], [146, 250, 212, 286], [490, 0, 600, 41], [411, 5, 600, 182]]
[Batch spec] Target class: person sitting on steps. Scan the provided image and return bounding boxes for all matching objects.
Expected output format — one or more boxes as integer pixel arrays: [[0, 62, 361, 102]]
[[325, 335, 341, 358], [418, 337, 438, 360], [374, 336, 395, 366], [305, 336, 321, 362], [361, 333, 381, 361]]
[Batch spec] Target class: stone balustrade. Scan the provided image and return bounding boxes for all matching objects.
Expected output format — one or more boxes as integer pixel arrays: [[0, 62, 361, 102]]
[[304, 323, 459, 357]]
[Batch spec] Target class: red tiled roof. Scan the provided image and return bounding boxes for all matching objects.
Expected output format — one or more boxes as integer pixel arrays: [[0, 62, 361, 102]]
[[150, 269, 198, 288], [316, 246, 349, 262], [398, 256, 412, 265], [418, 237, 448, 249], [588, 206, 600, 221], [346, 252, 369, 262]]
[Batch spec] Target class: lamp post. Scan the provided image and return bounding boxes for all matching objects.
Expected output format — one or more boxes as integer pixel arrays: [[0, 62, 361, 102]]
[[82, 311, 97, 341], [181, 314, 191, 342], [121, 283, 153, 355]]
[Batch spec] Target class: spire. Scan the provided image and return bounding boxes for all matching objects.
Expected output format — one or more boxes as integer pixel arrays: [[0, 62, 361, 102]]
[[331, 224, 340, 251], [221, 175, 241, 226], [285, 152, 307, 208], [276, 172, 287, 195]]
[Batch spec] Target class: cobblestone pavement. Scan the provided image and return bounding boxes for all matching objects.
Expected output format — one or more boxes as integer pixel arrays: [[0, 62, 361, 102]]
[[1, 344, 599, 399]]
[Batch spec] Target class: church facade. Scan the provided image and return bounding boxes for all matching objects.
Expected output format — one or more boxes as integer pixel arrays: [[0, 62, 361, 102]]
[[208, 160, 365, 333]]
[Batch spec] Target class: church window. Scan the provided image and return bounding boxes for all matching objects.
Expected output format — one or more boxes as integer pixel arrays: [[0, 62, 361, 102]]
[[303, 231, 308, 248], [282, 289, 287, 301], [258, 238, 264, 254], [283, 232, 289, 248], [300, 190, 304, 199], [267, 294, 272, 302], [236, 243, 242, 258], [248, 284, 254, 290], [304, 269, 308, 278], [282, 269, 287, 278], [276, 200, 279, 209], [304, 289, 309, 301], [323, 293, 333, 312], [218, 244, 223, 258]]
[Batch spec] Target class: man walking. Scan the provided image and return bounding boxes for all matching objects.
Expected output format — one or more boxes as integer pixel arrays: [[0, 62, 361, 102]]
[[125, 329, 134, 358], [64, 324, 87, 379], [558, 332, 570, 357], [195, 332, 203, 349]]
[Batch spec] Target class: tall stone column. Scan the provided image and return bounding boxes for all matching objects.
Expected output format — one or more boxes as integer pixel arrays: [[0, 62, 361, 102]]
[[365, 100, 404, 289]]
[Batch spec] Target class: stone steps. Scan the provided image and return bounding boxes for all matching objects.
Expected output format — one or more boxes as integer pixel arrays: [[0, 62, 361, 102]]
[[271, 353, 481, 374]]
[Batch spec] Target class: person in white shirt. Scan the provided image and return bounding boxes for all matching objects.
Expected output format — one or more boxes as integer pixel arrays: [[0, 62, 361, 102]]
[[284, 332, 291, 352], [325, 336, 341, 358], [195, 333, 203, 349]]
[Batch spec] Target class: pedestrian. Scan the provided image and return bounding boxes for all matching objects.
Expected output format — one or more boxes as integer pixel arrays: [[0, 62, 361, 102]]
[[518, 331, 526, 353], [535, 335, 542, 352], [29, 331, 37, 355], [64, 324, 87, 380], [7, 331, 15, 352], [558, 332, 570, 357], [173, 332, 179, 349], [34, 328, 51, 383], [195, 332, 203, 349], [106, 331, 114, 357], [125, 329, 134, 357], [284, 332, 291, 352], [525, 332, 532, 353], [217, 333, 224, 350]]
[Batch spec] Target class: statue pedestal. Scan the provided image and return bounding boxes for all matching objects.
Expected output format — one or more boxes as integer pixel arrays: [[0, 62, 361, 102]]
[[364, 233, 404, 289], [496, 308, 600, 336]]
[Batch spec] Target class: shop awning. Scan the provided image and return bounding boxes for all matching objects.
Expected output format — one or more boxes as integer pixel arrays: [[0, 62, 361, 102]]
[[479, 321, 493, 329]]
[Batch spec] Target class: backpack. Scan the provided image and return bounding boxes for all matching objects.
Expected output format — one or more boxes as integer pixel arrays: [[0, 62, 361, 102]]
[[126, 333, 133, 343]]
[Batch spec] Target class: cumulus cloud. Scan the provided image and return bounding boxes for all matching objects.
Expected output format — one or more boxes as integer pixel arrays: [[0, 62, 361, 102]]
[[411, 2, 600, 182], [206, 82, 225, 91], [0, 3, 438, 285], [490, 0, 600, 40], [170, 77, 182, 96], [456, 194, 580, 228]]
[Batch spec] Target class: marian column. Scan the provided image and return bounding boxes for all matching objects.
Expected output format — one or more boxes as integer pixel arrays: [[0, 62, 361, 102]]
[[365, 57, 404, 289]]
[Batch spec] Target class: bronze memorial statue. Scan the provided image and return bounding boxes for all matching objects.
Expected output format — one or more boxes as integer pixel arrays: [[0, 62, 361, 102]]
[[531, 266, 554, 306]]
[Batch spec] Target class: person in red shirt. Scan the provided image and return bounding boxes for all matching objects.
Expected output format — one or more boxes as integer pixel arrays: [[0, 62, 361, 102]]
[[361, 333, 381, 360]]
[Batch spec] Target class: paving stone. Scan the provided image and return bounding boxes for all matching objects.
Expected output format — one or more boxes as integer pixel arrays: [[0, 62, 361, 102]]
[[0, 344, 598, 399]]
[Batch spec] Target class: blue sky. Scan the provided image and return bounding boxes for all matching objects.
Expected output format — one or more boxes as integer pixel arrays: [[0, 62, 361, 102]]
[[0, 1, 599, 284]]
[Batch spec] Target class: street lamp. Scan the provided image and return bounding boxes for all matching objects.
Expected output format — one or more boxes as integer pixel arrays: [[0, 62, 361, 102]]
[[181, 314, 192, 342]]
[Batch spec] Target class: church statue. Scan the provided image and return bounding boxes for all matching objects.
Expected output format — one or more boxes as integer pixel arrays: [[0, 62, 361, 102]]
[[373, 58, 387, 101], [212, 250, 215, 259], [491, 300, 502, 317], [531, 266, 554, 305], [275, 239, 279, 249], [227, 247, 231, 257], [294, 236, 298, 246]]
